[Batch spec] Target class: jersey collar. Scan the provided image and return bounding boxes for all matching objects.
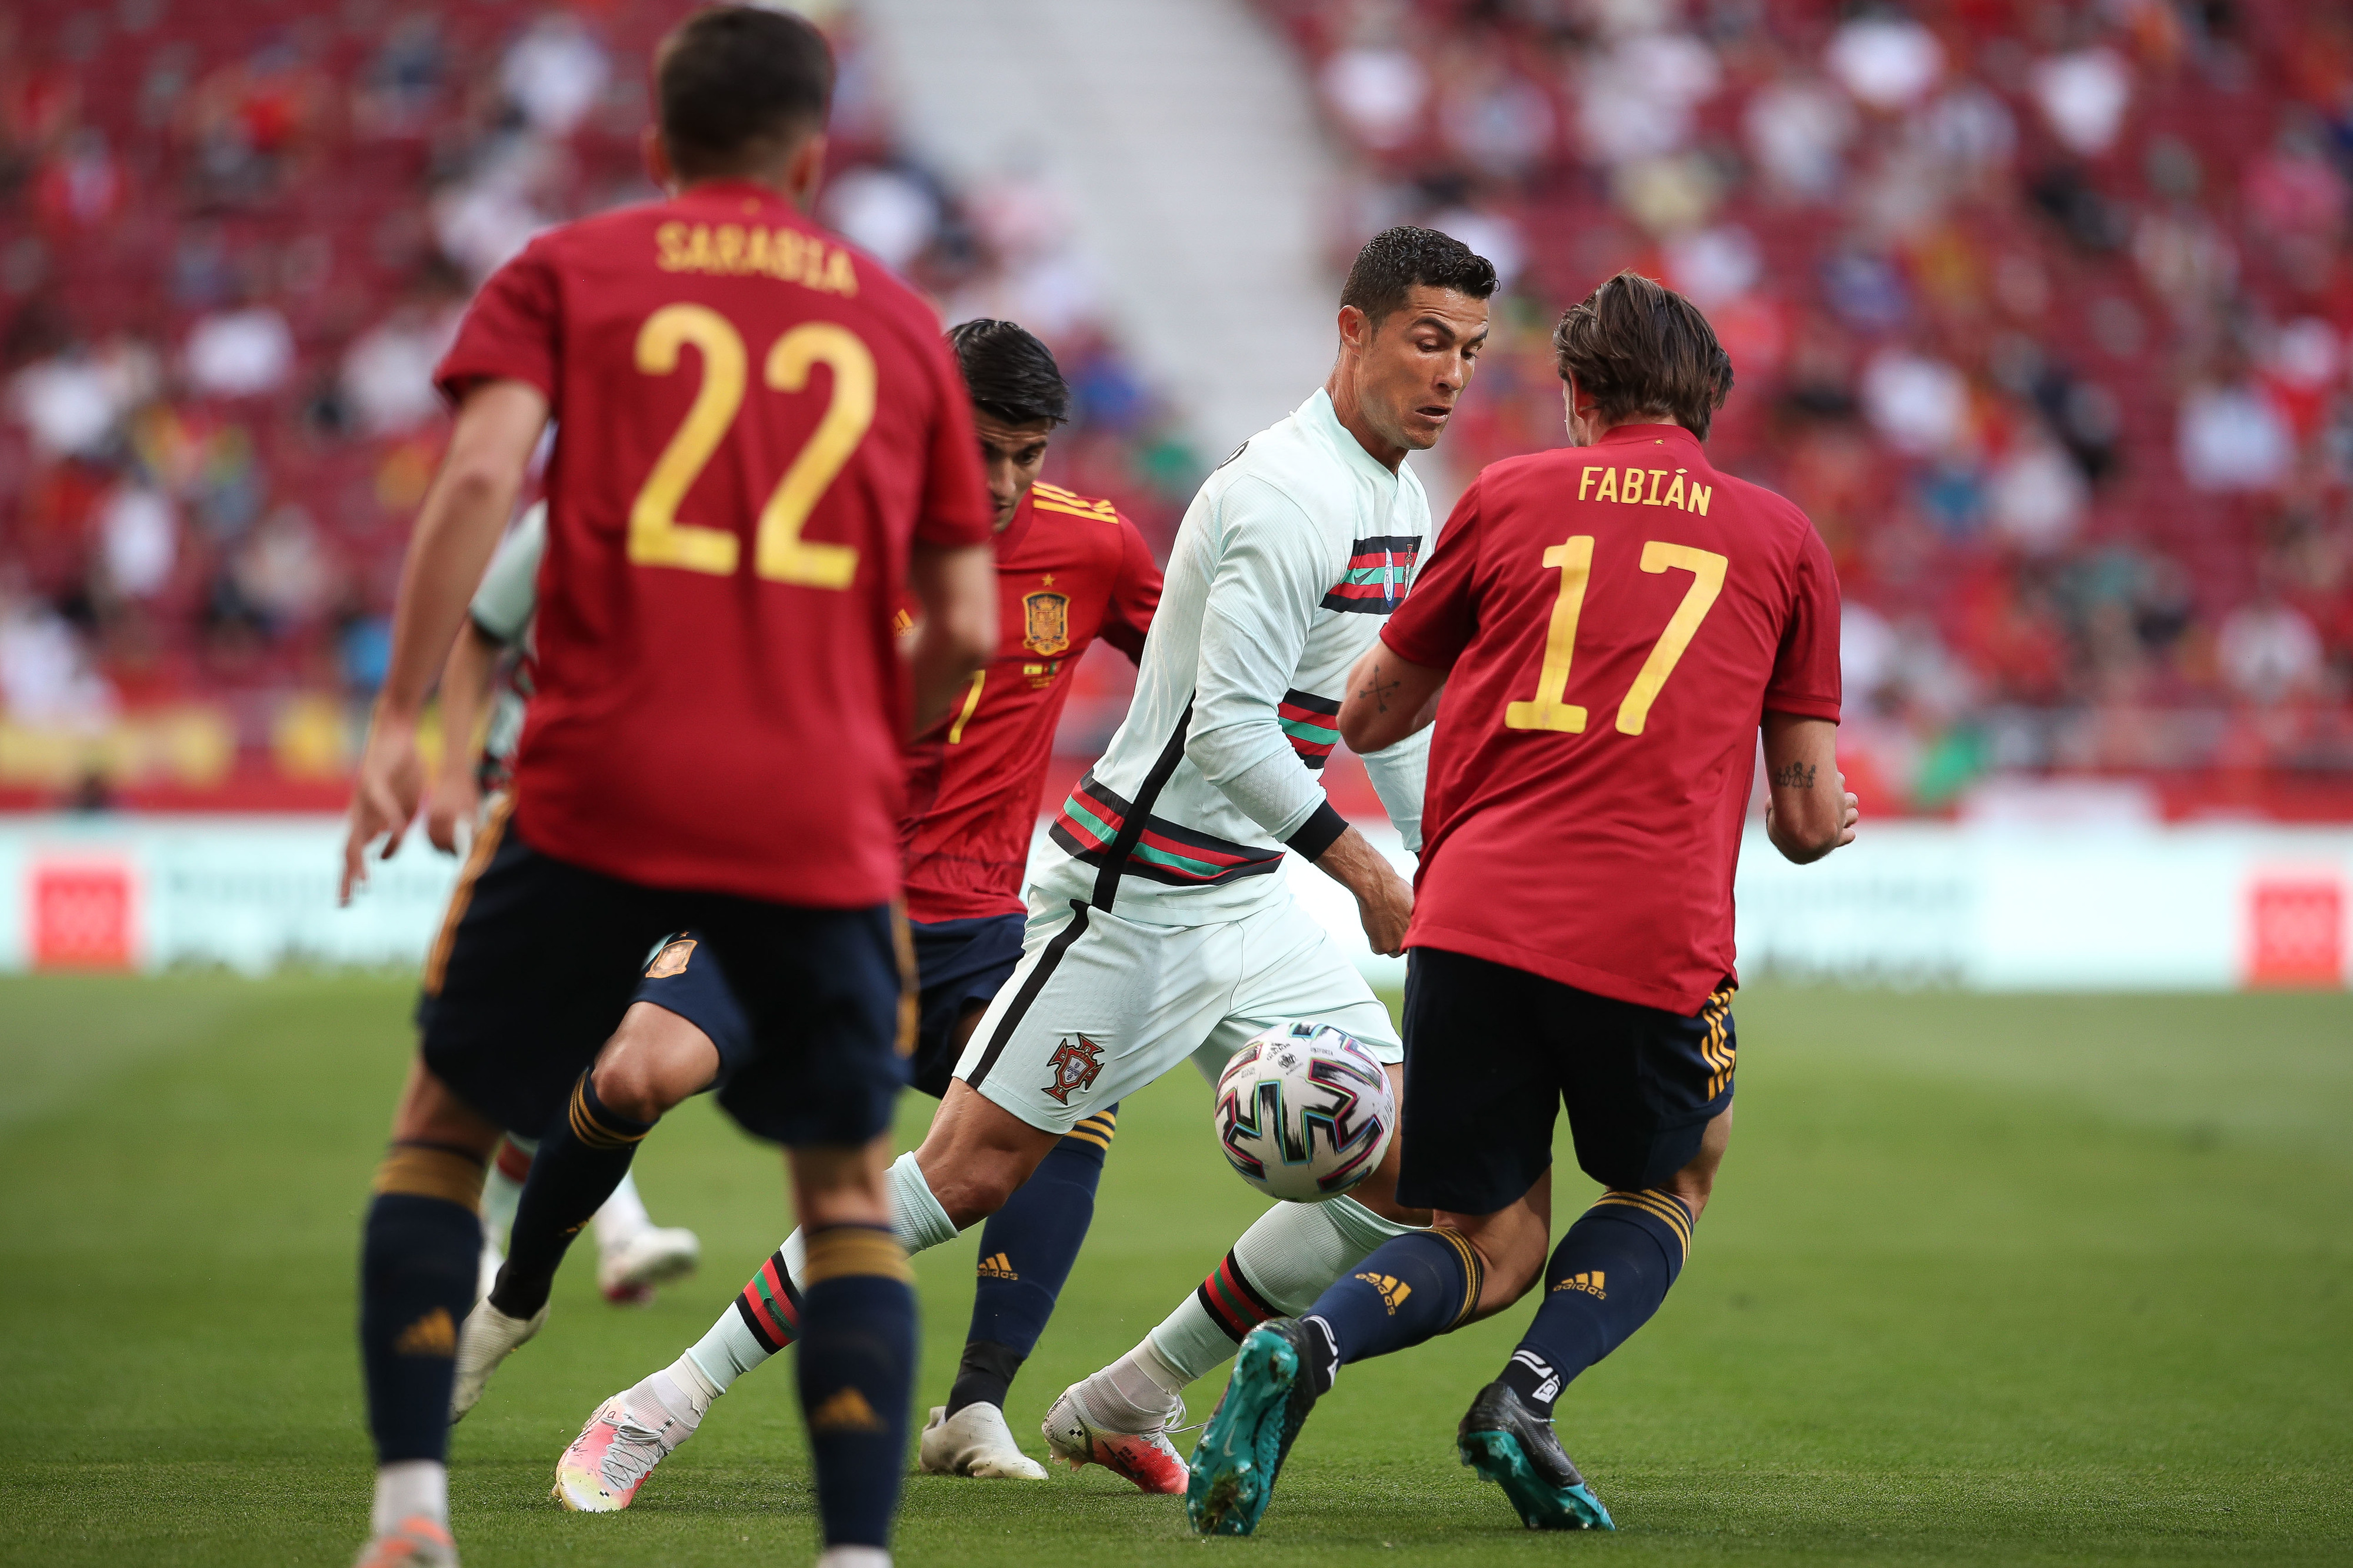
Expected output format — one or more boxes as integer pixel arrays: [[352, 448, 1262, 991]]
[[671, 178, 796, 219], [1591, 422, 1704, 461], [997, 489, 1038, 555], [1298, 388, 1404, 491]]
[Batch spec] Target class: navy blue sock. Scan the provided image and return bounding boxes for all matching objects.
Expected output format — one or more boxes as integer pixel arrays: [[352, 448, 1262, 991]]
[[491, 1070, 651, 1319], [1296, 1228, 1485, 1394], [797, 1224, 917, 1550], [359, 1144, 486, 1463], [1499, 1190, 1692, 1415], [948, 1105, 1115, 1415]]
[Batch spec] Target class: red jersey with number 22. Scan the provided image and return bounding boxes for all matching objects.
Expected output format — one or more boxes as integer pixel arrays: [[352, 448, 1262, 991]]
[[1382, 424, 1841, 1014], [899, 482, 1161, 922], [435, 181, 995, 906]]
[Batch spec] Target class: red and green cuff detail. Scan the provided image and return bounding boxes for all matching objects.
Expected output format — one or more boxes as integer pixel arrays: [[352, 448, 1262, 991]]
[[1278, 689, 1341, 771]]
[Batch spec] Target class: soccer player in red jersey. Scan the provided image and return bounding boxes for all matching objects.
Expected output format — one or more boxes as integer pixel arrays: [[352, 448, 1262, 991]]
[[447, 321, 1161, 1499], [1188, 272, 1858, 1536], [336, 12, 996, 1567]]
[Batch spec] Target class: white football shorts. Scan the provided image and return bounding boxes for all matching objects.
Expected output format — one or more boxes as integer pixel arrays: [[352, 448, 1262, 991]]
[[952, 887, 1402, 1135]]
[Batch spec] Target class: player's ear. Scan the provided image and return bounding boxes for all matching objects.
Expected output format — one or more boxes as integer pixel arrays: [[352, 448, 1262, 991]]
[[784, 132, 829, 213], [641, 126, 676, 195], [1337, 303, 1369, 358]]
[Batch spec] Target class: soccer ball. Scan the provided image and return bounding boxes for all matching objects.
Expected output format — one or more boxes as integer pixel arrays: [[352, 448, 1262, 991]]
[[1211, 1023, 1396, 1202]]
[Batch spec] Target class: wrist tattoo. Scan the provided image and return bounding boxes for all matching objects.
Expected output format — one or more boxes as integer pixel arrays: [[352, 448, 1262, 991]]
[[1771, 761, 1816, 790]]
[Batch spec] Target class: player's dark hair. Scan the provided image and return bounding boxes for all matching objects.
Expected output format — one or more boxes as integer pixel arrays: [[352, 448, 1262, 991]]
[[1338, 226, 1499, 326], [948, 319, 1069, 427], [654, 7, 833, 181], [1552, 271, 1734, 442]]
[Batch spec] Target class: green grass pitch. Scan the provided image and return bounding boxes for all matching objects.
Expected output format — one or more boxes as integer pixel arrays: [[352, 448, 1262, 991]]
[[3, 974, 2349, 1565]]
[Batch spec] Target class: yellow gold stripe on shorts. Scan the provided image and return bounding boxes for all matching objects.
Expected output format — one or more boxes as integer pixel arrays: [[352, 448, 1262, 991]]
[[801, 1225, 914, 1286], [371, 1143, 488, 1209], [422, 793, 514, 996]]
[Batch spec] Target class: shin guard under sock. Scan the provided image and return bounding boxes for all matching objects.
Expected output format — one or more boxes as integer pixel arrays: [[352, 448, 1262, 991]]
[[1298, 1227, 1484, 1392], [949, 1107, 1115, 1414], [361, 1143, 486, 1463], [796, 1224, 916, 1551], [491, 1072, 651, 1319], [1499, 1190, 1691, 1415]]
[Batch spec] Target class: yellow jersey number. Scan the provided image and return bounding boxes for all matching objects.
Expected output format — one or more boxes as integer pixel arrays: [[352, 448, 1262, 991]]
[[1504, 538, 1728, 736], [627, 304, 872, 590]]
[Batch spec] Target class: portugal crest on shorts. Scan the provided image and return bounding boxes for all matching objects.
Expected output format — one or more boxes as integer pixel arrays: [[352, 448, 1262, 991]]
[[1022, 590, 1071, 656], [1041, 1033, 1105, 1104]]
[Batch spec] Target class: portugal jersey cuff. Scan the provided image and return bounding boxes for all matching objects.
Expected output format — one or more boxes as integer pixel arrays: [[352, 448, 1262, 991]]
[[1283, 801, 1349, 862]]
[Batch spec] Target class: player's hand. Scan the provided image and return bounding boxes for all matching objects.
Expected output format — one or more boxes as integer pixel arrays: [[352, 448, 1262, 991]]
[[1354, 865, 1414, 958], [342, 708, 425, 904], [424, 766, 479, 856], [1835, 784, 1860, 848]]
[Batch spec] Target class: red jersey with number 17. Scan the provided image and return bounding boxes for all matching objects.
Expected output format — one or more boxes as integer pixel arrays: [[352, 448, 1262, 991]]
[[434, 181, 995, 906], [899, 482, 1161, 922], [1382, 423, 1841, 1014]]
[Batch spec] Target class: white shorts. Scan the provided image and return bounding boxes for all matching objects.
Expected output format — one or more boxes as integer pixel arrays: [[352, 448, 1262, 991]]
[[953, 889, 1402, 1135]]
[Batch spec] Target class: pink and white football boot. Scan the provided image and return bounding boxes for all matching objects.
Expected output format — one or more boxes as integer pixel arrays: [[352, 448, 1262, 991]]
[[1042, 1382, 1188, 1494], [553, 1386, 696, 1512]]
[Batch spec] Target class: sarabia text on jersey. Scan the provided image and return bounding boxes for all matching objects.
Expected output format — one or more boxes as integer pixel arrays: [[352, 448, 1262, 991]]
[[434, 179, 995, 906], [1381, 423, 1842, 1013], [900, 482, 1161, 922], [1034, 389, 1431, 925]]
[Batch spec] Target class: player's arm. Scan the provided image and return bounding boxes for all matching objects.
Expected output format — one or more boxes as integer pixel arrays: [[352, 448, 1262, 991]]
[[424, 622, 499, 853], [906, 540, 996, 733], [1342, 641, 1438, 853], [1187, 478, 1414, 956], [341, 379, 548, 900], [1338, 640, 1446, 754], [1102, 514, 1163, 666], [1761, 712, 1858, 864]]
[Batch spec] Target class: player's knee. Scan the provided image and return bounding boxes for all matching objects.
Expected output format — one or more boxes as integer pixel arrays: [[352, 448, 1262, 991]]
[[588, 1051, 678, 1125]]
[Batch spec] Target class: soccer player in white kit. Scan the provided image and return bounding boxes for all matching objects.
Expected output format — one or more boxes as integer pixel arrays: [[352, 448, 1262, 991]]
[[568, 227, 1495, 1498]]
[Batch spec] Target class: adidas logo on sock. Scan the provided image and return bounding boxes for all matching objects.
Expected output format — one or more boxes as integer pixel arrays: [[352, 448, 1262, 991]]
[[808, 1387, 885, 1433], [975, 1252, 1019, 1280], [392, 1307, 455, 1357], [1354, 1271, 1413, 1315], [1551, 1270, 1607, 1299]]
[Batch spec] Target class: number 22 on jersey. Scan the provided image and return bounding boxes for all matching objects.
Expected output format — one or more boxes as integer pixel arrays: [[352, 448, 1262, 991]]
[[1504, 537, 1728, 737], [628, 302, 874, 590]]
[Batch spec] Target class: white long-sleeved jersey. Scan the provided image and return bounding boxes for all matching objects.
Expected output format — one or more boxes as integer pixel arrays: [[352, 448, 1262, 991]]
[[1036, 388, 1431, 925]]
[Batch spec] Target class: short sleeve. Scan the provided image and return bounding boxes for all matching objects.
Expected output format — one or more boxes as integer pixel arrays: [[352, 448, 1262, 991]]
[[1102, 514, 1162, 663], [1380, 475, 1484, 670], [1763, 515, 1842, 722], [435, 241, 561, 409], [469, 502, 547, 645], [914, 333, 995, 548]]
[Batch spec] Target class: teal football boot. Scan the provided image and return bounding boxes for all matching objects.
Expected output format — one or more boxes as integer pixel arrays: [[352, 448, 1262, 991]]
[[1456, 1380, 1615, 1530], [1185, 1319, 1324, 1535]]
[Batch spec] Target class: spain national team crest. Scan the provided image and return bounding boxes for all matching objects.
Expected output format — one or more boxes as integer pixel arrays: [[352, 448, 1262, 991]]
[[646, 937, 696, 979], [1022, 590, 1071, 656], [1041, 1033, 1105, 1104]]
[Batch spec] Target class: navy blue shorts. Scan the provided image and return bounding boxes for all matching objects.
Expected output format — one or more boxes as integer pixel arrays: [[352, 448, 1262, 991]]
[[631, 911, 1024, 1102], [1394, 945, 1736, 1215], [416, 808, 908, 1149]]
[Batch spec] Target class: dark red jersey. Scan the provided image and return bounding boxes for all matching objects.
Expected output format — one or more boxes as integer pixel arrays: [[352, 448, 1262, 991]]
[[898, 482, 1161, 921], [1382, 423, 1841, 1012], [434, 180, 995, 906]]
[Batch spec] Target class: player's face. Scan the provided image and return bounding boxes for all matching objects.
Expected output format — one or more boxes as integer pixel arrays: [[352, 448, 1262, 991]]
[[974, 412, 1055, 532], [1347, 286, 1490, 453]]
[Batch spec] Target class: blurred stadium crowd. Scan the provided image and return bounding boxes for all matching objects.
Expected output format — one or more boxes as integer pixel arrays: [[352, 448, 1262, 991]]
[[1274, 0, 2353, 816], [0, 0, 1195, 808], [2, 0, 2350, 818]]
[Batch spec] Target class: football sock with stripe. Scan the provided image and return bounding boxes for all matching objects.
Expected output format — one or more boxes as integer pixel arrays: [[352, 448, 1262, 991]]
[[685, 1152, 959, 1393], [479, 1136, 534, 1247], [360, 1142, 487, 1475], [1295, 1227, 1485, 1393], [1146, 1193, 1412, 1383], [948, 1106, 1116, 1416], [1498, 1189, 1692, 1416], [489, 1072, 652, 1320], [796, 1223, 916, 1552]]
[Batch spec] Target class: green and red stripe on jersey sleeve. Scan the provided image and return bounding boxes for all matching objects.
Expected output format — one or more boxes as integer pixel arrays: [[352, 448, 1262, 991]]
[[1277, 689, 1341, 772], [1320, 535, 1421, 615], [1049, 772, 1285, 889]]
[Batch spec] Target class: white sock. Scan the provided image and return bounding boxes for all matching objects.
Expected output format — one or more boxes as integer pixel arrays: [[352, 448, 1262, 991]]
[[640, 1356, 717, 1430], [815, 1548, 891, 1568], [1144, 1195, 1415, 1383], [479, 1157, 526, 1247], [681, 1156, 959, 1395], [371, 1459, 446, 1534], [591, 1169, 653, 1252]]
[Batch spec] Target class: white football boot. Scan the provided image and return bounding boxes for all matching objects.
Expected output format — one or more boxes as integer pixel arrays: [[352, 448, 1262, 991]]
[[351, 1515, 458, 1567], [595, 1225, 700, 1306], [1042, 1381, 1188, 1494], [448, 1297, 546, 1422], [554, 1385, 696, 1512], [918, 1403, 1049, 1479]]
